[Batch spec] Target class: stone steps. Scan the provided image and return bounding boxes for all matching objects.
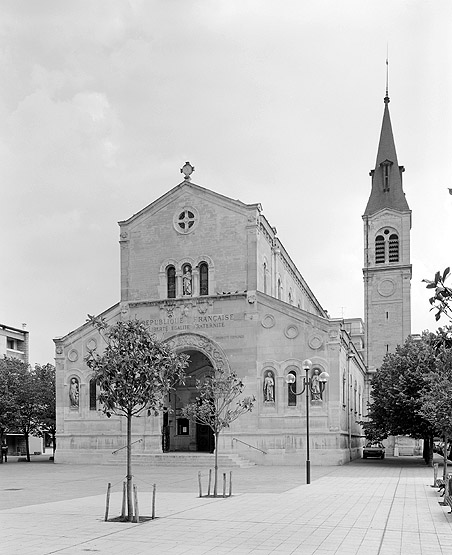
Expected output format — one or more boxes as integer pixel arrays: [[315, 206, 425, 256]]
[[106, 452, 256, 468]]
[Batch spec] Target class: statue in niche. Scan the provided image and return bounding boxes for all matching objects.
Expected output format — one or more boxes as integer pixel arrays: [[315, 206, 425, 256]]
[[69, 377, 79, 408], [263, 371, 275, 402], [310, 369, 322, 401], [182, 265, 192, 296]]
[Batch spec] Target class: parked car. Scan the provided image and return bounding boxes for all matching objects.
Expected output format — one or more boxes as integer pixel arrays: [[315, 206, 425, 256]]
[[362, 442, 385, 459]]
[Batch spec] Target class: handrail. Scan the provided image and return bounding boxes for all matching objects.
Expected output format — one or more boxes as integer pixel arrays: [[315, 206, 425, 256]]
[[232, 437, 267, 455], [112, 438, 143, 455]]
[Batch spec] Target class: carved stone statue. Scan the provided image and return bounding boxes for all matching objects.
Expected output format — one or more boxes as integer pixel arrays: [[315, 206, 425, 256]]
[[69, 377, 79, 408], [310, 369, 322, 401], [183, 265, 192, 296], [264, 371, 275, 402]]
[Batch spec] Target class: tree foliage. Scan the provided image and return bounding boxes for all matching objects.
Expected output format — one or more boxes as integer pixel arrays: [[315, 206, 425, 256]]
[[182, 368, 255, 496], [0, 358, 56, 461], [0, 357, 23, 441], [424, 267, 452, 322], [85, 316, 188, 520], [361, 332, 438, 464], [420, 347, 452, 437]]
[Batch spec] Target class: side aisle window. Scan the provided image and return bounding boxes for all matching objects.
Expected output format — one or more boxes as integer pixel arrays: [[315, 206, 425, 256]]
[[167, 266, 176, 298], [199, 262, 209, 296]]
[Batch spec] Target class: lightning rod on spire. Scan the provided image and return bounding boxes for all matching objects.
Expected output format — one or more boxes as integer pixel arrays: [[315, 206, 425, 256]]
[[385, 45, 390, 104]]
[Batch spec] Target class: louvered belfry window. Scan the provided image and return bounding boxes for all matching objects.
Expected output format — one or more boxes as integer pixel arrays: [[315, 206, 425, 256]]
[[375, 235, 385, 264], [388, 234, 399, 262]]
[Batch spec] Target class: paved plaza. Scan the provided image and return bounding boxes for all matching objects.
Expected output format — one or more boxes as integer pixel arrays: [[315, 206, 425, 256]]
[[1, 454, 452, 554]]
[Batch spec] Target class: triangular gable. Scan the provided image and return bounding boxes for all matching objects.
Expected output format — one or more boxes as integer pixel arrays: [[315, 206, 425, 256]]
[[118, 181, 261, 229]]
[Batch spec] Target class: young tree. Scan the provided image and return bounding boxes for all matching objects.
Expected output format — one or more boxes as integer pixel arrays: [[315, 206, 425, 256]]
[[424, 267, 452, 322], [181, 368, 255, 497], [85, 316, 188, 521], [361, 333, 438, 465], [34, 363, 56, 456], [9, 361, 42, 462]]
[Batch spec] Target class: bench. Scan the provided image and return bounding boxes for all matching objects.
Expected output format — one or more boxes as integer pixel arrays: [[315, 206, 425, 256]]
[[436, 478, 445, 495], [444, 495, 452, 514]]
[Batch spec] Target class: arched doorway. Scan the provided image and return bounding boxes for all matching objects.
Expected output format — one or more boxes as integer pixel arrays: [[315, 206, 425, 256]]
[[165, 349, 215, 453]]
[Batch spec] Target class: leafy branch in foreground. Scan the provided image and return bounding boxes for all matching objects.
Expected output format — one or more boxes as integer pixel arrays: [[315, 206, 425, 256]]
[[424, 267, 452, 322]]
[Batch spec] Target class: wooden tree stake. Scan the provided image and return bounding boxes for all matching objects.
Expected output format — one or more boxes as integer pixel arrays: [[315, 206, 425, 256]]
[[104, 482, 111, 522]]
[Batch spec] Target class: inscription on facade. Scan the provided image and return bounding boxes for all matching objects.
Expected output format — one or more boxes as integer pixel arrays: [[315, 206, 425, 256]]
[[133, 313, 238, 334]]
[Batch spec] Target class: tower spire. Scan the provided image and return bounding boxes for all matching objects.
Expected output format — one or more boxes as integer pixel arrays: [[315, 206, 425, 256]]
[[363, 63, 409, 216]]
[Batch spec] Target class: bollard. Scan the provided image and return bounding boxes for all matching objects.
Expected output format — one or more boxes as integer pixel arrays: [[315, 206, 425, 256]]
[[133, 484, 139, 523], [229, 471, 232, 497], [104, 482, 111, 522], [121, 481, 126, 518], [223, 473, 226, 498], [198, 471, 202, 498], [152, 483, 156, 519], [208, 468, 212, 497], [433, 463, 439, 487]]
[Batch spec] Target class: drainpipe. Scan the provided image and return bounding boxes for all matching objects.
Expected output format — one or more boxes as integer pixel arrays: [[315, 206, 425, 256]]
[[347, 351, 355, 461]]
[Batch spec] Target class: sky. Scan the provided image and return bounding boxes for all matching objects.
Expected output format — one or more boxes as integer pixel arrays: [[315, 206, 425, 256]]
[[1, 0, 451, 366]]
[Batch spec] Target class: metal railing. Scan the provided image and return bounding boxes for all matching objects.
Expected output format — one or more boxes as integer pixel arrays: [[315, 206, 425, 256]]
[[112, 438, 143, 455], [232, 437, 267, 455]]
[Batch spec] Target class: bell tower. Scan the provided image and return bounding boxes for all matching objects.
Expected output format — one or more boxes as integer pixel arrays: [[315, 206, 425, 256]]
[[363, 89, 412, 371]]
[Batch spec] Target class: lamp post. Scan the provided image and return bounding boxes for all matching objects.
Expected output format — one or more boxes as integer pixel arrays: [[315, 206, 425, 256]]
[[286, 359, 329, 484]]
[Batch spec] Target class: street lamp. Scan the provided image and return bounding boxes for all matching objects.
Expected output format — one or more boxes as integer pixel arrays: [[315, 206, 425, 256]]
[[286, 359, 329, 484]]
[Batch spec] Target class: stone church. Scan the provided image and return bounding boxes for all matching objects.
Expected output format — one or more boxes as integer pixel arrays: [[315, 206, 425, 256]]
[[54, 92, 411, 465]]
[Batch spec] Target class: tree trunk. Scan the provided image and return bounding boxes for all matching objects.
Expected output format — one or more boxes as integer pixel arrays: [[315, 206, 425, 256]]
[[127, 414, 133, 521], [443, 434, 448, 481], [52, 430, 56, 456], [213, 431, 219, 497], [25, 431, 30, 462], [423, 435, 433, 466]]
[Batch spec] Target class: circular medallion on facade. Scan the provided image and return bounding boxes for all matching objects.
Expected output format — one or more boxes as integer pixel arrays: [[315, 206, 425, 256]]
[[261, 314, 275, 329], [173, 206, 199, 235], [86, 338, 97, 351], [308, 335, 323, 350], [68, 349, 78, 362], [377, 278, 396, 297], [284, 325, 299, 339]]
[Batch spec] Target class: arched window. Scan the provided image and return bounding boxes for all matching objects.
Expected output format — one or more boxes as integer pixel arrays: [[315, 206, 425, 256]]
[[89, 379, 97, 411], [388, 234, 399, 262], [277, 278, 282, 300], [167, 266, 176, 298], [199, 262, 209, 296], [288, 370, 297, 406], [288, 291, 293, 305], [263, 262, 267, 294], [375, 235, 385, 264]]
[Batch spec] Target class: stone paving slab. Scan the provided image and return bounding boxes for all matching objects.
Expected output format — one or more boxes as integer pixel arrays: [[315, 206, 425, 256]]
[[1, 456, 452, 554]]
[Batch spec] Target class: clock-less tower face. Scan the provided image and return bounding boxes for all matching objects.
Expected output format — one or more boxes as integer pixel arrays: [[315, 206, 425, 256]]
[[363, 211, 412, 372]]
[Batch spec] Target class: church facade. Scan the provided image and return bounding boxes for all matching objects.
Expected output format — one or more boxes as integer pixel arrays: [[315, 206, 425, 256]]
[[54, 93, 411, 465]]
